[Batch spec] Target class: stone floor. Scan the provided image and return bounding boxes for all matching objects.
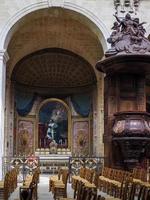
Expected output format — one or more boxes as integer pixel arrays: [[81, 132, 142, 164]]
[[9, 174, 74, 200]]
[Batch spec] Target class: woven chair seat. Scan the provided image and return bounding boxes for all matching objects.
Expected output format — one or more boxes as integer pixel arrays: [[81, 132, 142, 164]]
[[80, 179, 89, 184], [133, 179, 150, 187], [24, 181, 32, 185], [72, 175, 81, 180], [0, 181, 4, 188], [105, 197, 120, 200], [53, 180, 63, 184], [108, 180, 121, 187], [99, 177, 112, 182], [25, 175, 33, 181], [54, 183, 65, 188], [133, 178, 142, 183], [50, 175, 59, 181], [84, 182, 96, 188], [141, 182, 150, 187], [99, 176, 106, 180]]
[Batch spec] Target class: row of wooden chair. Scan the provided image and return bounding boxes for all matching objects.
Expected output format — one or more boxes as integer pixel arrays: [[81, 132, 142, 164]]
[[19, 167, 40, 200], [99, 177, 150, 200], [70, 166, 149, 200], [99, 167, 132, 197], [0, 167, 18, 200], [97, 166, 150, 200]]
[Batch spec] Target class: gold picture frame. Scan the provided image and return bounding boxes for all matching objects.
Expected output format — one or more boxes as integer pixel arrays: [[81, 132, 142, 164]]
[[36, 98, 72, 151]]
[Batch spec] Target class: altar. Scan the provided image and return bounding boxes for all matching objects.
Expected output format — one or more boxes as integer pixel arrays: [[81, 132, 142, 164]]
[[35, 148, 71, 174]]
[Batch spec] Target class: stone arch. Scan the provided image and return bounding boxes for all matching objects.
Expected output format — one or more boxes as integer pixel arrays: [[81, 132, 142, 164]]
[[0, 1, 109, 52]]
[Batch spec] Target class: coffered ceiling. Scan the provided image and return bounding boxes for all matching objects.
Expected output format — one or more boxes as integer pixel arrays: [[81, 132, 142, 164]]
[[12, 48, 96, 90], [8, 8, 104, 77]]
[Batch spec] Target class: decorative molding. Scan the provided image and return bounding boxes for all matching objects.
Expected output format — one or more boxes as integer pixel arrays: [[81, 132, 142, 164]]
[[0, 49, 9, 63], [48, 0, 65, 7], [0, 1, 109, 51]]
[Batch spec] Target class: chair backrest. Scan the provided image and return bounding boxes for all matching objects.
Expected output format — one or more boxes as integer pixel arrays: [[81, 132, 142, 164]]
[[62, 169, 69, 189], [58, 168, 63, 180], [132, 168, 147, 181], [80, 167, 86, 179], [93, 172, 99, 187], [85, 168, 94, 183]]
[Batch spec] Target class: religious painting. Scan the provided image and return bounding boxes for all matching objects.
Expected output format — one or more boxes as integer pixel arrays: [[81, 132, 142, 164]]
[[17, 119, 34, 156], [38, 99, 69, 148], [73, 120, 89, 156]]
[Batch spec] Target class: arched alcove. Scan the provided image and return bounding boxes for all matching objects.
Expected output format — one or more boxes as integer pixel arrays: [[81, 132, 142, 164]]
[[3, 6, 105, 158]]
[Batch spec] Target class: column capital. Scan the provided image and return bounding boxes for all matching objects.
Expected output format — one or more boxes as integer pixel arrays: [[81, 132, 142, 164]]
[[0, 49, 9, 64]]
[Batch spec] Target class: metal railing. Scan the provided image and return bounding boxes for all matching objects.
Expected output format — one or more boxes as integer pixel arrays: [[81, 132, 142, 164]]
[[68, 156, 106, 176], [2, 155, 106, 182], [2, 156, 39, 182]]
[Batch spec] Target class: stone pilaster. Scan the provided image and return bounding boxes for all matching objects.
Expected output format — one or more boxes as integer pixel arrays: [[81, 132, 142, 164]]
[[0, 50, 9, 180], [96, 73, 104, 157], [4, 76, 14, 158]]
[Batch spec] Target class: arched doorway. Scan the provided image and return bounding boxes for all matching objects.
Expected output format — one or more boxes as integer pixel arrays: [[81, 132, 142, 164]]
[[2, 7, 106, 161]]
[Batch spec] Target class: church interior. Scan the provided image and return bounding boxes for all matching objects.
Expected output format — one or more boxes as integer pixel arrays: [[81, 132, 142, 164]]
[[1, 0, 150, 199]]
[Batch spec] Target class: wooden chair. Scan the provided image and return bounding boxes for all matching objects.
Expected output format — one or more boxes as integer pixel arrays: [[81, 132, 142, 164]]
[[19, 168, 39, 200], [84, 168, 94, 184], [59, 181, 99, 200], [97, 177, 132, 200], [72, 167, 85, 189], [49, 168, 63, 191], [53, 169, 69, 200]]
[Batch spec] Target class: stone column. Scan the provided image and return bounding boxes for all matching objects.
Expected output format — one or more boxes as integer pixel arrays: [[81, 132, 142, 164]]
[[0, 50, 9, 180]]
